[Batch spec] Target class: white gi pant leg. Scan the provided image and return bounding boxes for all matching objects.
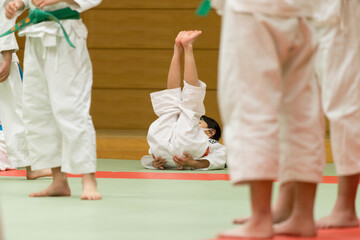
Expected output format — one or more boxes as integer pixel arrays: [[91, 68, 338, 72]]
[[175, 81, 209, 158], [147, 87, 182, 165], [147, 81, 209, 167], [0, 127, 12, 170], [318, 0, 360, 176], [0, 63, 30, 167], [218, 1, 325, 184], [22, 35, 96, 174]]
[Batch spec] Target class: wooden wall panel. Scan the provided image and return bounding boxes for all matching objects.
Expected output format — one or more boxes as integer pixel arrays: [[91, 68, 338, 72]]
[[90, 49, 219, 90], [83, 10, 221, 49], [12, 1, 330, 136], [91, 89, 221, 129], [97, 0, 205, 9]]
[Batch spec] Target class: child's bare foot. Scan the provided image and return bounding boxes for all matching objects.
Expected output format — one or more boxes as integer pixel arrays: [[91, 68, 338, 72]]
[[316, 212, 359, 229], [219, 217, 273, 239], [181, 30, 202, 49], [29, 180, 71, 197], [26, 167, 52, 180], [175, 31, 186, 48], [233, 209, 290, 225], [274, 215, 317, 237], [81, 173, 102, 200]]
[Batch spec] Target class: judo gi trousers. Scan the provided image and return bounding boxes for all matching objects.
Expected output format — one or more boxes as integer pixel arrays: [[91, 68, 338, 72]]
[[0, 126, 11, 170], [147, 81, 209, 168], [0, 63, 29, 167], [218, 2, 325, 184], [317, 0, 360, 176], [22, 35, 97, 174]]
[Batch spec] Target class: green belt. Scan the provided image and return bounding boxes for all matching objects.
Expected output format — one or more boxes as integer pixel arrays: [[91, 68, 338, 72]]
[[0, 7, 80, 48], [196, 0, 211, 16]]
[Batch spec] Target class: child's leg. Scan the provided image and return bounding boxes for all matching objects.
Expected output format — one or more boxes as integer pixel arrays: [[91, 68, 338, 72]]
[[176, 30, 206, 117], [0, 63, 29, 168], [81, 173, 102, 200], [25, 166, 52, 180], [317, 1, 360, 229], [181, 31, 202, 87], [175, 31, 208, 158], [219, 181, 274, 239], [316, 174, 359, 228], [274, 182, 317, 237], [167, 31, 184, 89], [29, 167, 70, 197], [233, 182, 295, 224], [0, 61, 52, 178], [0, 128, 11, 170], [272, 182, 295, 223], [22, 39, 62, 178]]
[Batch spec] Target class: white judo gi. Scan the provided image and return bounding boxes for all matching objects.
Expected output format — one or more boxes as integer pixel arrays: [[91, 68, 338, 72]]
[[0, 1, 30, 168], [315, 0, 360, 176], [19, 0, 101, 174], [215, 0, 325, 184], [0, 125, 12, 170], [143, 80, 226, 170]]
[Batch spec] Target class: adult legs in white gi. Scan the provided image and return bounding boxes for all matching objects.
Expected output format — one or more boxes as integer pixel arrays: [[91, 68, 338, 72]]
[[316, 0, 360, 229], [22, 33, 100, 200], [147, 30, 209, 169], [218, 1, 324, 238]]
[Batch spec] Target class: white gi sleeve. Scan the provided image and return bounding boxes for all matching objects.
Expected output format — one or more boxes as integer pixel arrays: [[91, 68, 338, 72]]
[[197, 140, 227, 171], [69, 0, 102, 13], [0, 1, 19, 53], [211, 0, 225, 15]]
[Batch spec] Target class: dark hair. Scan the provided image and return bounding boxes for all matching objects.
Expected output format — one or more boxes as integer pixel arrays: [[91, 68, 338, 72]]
[[200, 115, 221, 141]]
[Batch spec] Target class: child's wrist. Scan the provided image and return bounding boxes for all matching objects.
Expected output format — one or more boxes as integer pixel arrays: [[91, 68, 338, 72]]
[[187, 160, 198, 168]]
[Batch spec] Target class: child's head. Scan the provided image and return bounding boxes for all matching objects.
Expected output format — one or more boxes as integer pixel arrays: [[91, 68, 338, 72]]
[[199, 115, 221, 141]]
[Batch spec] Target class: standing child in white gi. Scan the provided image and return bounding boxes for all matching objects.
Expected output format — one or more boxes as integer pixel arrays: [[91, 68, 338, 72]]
[[214, 0, 325, 238], [0, 1, 51, 178], [5, 0, 102, 200], [261, 0, 360, 231], [314, 0, 360, 229], [142, 30, 226, 171]]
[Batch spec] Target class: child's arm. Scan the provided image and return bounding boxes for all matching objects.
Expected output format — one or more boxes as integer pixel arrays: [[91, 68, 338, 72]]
[[173, 152, 210, 169], [198, 142, 226, 170], [1, 2, 20, 82], [174, 142, 227, 170], [0, 51, 12, 83]]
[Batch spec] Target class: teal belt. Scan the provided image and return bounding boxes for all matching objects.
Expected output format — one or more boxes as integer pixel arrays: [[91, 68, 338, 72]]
[[0, 7, 80, 48], [196, 0, 211, 16]]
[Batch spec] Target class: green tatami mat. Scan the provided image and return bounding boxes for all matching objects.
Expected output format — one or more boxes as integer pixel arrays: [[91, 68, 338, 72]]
[[0, 161, 347, 240]]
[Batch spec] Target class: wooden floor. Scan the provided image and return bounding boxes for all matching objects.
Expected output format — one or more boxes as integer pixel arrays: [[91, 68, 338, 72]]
[[96, 129, 334, 163]]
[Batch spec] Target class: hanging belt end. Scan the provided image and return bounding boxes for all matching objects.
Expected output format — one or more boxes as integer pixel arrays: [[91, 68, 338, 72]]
[[196, 0, 212, 17]]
